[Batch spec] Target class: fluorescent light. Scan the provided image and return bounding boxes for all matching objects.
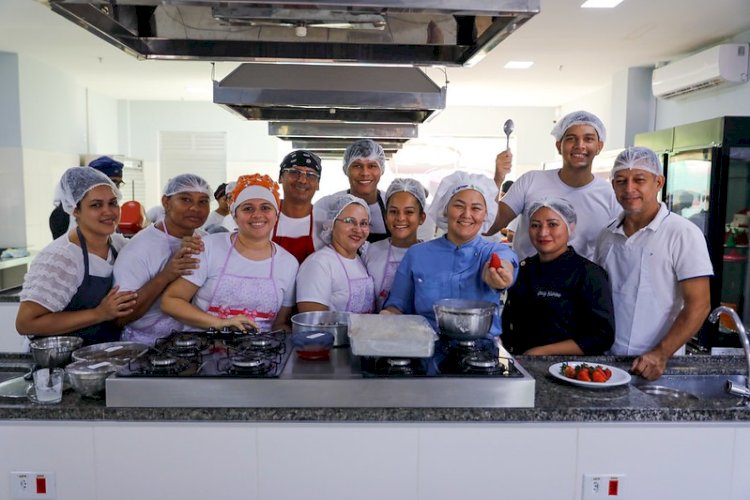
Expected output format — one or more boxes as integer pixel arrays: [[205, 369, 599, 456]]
[[504, 61, 534, 69], [581, 0, 624, 8]]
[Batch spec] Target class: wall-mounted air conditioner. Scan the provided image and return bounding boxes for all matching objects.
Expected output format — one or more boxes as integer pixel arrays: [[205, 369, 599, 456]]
[[652, 43, 749, 99]]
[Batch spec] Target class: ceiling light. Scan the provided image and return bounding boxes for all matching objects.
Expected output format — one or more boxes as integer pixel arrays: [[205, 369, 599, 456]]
[[581, 0, 625, 8], [504, 61, 534, 69]]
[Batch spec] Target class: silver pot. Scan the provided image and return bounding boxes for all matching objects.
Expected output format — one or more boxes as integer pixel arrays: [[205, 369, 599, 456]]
[[291, 311, 349, 347], [29, 336, 84, 368], [65, 360, 119, 398], [433, 299, 496, 340]]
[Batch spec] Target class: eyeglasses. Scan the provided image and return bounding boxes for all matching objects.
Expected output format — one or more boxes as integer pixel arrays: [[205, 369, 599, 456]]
[[283, 168, 320, 181], [335, 217, 370, 229]]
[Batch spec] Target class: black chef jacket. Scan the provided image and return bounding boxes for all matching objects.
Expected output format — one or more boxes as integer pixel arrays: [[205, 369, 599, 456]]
[[501, 247, 614, 355]]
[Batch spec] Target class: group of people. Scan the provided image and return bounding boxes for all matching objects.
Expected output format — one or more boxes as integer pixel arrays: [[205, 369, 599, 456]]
[[15, 111, 714, 381]]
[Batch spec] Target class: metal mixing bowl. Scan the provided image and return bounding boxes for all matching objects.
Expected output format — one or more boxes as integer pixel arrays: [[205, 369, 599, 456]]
[[292, 311, 349, 347], [65, 360, 119, 398], [433, 299, 496, 340], [29, 336, 84, 368]]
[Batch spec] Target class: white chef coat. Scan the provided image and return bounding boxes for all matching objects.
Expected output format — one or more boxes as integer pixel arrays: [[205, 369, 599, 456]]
[[502, 169, 621, 261], [296, 246, 372, 311], [594, 203, 714, 356]]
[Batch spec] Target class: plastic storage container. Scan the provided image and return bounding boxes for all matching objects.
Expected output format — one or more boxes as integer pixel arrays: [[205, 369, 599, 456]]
[[291, 331, 335, 360]]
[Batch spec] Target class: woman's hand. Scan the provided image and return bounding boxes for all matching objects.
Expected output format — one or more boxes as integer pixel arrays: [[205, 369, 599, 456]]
[[482, 259, 514, 290], [96, 286, 138, 321], [218, 315, 259, 333], [162, 246, 200, 281]]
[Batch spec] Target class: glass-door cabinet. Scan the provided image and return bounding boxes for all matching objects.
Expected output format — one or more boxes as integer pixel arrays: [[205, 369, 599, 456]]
[[636, 116, 750, 350]]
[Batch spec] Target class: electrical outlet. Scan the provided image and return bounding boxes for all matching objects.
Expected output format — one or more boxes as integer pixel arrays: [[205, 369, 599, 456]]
[[9, 472, 56, 499], [582, 474, 625, 499]]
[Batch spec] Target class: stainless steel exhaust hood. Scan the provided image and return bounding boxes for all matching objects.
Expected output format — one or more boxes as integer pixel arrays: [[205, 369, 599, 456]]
[[214, 64, 445, 123], [45, 0, 540, 66]]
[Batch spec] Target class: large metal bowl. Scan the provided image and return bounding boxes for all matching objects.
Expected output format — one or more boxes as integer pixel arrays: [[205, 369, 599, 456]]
[[65, 360, 119, 398], [291, 311, 349, 347], [433, 299, 496, 340], [29, 336, 84, 368]]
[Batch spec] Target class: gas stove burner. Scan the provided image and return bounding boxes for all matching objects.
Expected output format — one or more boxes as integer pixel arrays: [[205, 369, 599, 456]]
[[461, 352, 507, 375], [457, 340, 477, 348], [360, 356, 427, 377], [217, 354, 275, 376], [150, 354, 178, 367], [387, 358, 411, 367], [173, 334, 201, 349], [234, 334, 283, 353], [440, 336, 495, 357]]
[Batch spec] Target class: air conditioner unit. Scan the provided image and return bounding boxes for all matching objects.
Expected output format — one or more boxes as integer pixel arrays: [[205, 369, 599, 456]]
[[652, 43, 749, 99]]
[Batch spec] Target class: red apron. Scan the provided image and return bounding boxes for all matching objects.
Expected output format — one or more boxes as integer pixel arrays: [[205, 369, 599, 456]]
[[272, 209, 315, 264]]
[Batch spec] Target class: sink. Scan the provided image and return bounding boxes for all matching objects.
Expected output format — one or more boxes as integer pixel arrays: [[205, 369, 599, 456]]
[[632, 374, 747, 401]]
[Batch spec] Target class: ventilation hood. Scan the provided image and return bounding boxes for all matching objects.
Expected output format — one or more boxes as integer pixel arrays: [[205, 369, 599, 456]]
[[214, 63, 445, 123], [45, 0, 540, 66]]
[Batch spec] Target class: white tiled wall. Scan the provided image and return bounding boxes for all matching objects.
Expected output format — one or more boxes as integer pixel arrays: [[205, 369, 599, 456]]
[[0, 147, 26, 248]]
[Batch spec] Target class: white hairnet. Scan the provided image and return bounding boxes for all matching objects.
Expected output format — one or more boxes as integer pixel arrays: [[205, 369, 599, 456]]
[[317, 194, 370, 244], [527, 197, 577, 235], [343, 139, 386, 174], [56, 167, 121, 215], [611, 146, 662, 176], [385, 178, 428, 211], [163, 174, 212, 198], [428, 171, 498, 233], [550, 110, 607, 142]]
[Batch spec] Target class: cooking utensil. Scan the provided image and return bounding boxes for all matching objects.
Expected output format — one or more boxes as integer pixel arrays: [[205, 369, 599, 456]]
[[65, 360, 119, 398], [291, 311, 349, 347], [29, 336, 83, 368], [503, 119, 514, 149], [433, 299, 496, 340], [71, 341, 149, 366]]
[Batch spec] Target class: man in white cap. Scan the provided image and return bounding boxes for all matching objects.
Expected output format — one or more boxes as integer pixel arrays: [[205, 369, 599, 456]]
[[595, 147, 713, 380], [486, 110, 621, 261], [113, 174, 212, 345], [314, 139, 390, 245]]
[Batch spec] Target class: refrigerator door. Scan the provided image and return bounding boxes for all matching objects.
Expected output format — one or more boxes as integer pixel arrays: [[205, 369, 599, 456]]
[[664, 149, 713, 237]]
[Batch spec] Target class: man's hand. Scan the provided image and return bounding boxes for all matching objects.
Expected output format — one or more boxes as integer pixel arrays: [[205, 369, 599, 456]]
[[630, 348, 669, 381], [494, 150, 513, 189]]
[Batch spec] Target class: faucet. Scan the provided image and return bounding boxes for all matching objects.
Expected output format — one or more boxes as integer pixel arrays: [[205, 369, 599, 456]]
[[708, 306, 750, 399]]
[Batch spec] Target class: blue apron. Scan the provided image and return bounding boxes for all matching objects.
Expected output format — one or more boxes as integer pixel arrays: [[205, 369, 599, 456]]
[[63, 227, 122, 346]]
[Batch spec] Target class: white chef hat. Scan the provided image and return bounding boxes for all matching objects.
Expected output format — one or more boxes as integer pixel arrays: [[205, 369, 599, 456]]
[[316, 194, 370, 244], [428, 171, 498, 233], [385, 178, 428, 211], [611, 146, 663, 176], [56, 167, 121, 215], [527, 197, 577, 236], [550, 110, 607, 142]]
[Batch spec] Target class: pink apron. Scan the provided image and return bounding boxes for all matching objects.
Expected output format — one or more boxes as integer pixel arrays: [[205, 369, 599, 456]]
[[207, 234, 280, 332], [333, 248, 375, 314]]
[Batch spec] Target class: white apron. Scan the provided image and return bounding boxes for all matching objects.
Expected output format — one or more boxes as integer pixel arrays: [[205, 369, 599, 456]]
[[333, 248, 375, 314]]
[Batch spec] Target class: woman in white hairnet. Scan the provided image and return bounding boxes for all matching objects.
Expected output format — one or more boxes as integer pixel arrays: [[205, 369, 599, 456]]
[[113, 174, 212, 345], [297, 194, 375, 313], [161, 174, 299, 333], [501, 197, 614, 355], [364, 178, 428, 312], [382, 172, 518, 336], [16, 167, 137, 346], [313, 139, 390, 245]]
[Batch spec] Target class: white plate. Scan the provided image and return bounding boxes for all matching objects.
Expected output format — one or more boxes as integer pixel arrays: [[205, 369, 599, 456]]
[[548, 362, 631, 389]]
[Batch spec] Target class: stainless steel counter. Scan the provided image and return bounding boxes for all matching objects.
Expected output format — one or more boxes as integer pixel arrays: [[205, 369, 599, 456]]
[[106, 348, 536, 408]]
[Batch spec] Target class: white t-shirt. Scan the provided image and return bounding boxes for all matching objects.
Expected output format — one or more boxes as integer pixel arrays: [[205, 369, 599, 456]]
[[363, 239, 410, 311], [595, 204, 714, 356], [203, 211, 226, 230], [313, 189, 387, 247], [275, 212, 318, 241], [296, 246, 371, 311], [20, 233, 128, 312], [113, 224, 184, 333], [184, 233, 298, 313], [501, 169, 621, 261]]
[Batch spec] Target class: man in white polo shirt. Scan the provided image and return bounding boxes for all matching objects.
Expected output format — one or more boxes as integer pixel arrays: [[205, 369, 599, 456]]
[[595, 147, 713, 380]]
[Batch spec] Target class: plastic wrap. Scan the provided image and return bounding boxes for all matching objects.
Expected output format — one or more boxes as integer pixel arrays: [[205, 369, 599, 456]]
[[348, 314, 437, 358]]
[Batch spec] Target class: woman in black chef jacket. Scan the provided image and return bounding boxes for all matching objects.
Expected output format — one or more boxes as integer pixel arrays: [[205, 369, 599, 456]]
[[501, 197, 615, 355], [16, 167, 137, 345]]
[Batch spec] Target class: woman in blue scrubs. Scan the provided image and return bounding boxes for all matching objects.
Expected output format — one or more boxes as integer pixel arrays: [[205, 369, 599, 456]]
[[382, 172, 518, 336]]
